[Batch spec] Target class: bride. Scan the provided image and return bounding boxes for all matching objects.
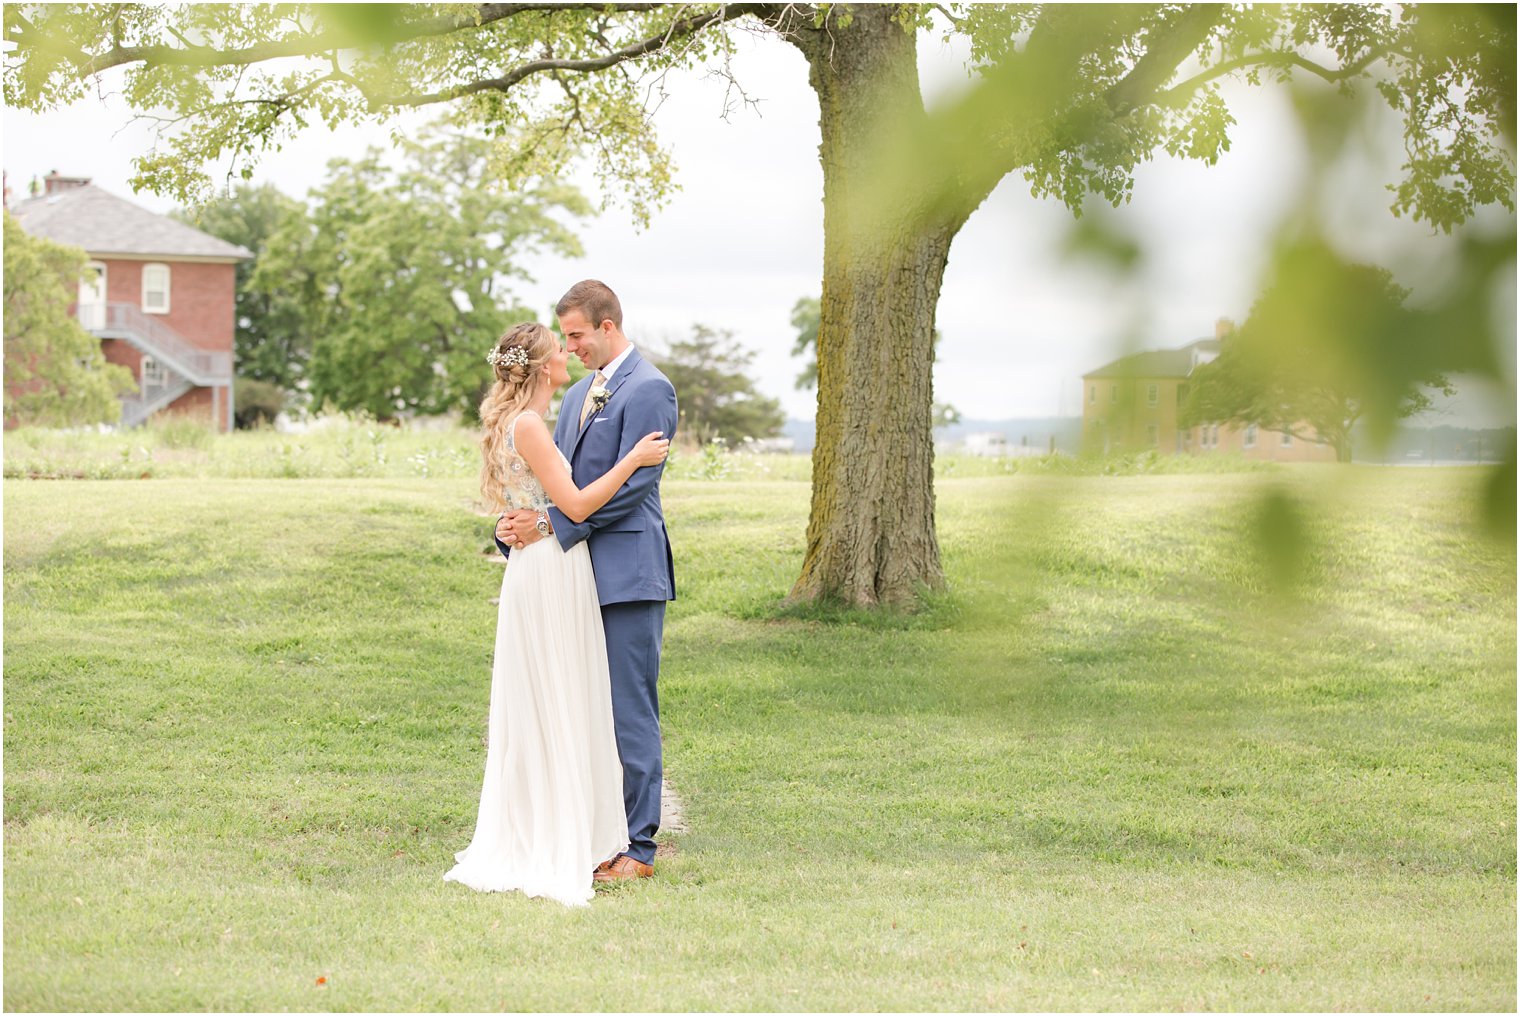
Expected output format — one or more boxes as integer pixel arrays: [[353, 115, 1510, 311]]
[[444, 322, 669, 906]]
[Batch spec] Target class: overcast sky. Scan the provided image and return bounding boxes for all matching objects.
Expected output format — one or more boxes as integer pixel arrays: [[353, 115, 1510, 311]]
[[5, 23, 1513, 425]]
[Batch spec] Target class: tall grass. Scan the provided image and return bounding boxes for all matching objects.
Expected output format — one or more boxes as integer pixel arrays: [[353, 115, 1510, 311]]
[[5, 415, 1273, 483]]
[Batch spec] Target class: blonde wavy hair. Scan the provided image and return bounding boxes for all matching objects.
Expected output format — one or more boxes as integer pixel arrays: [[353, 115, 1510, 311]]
[[479, 322, 559, 512]]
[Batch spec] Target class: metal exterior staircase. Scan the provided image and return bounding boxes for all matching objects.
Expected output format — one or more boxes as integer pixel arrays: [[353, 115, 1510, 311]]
[[120, 376, 196, 428], [87, 302, 233, 428]]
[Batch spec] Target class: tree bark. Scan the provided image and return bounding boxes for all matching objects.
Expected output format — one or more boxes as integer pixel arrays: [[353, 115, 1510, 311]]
[[1332, 429, 1353, 463], [786, 6, 955, 607]]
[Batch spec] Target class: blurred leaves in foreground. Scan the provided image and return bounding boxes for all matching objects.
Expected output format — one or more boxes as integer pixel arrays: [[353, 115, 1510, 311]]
[[1252, 485, 1314, 598], [1181, 253, 1456, 465], [868, 4, 1516, 561]]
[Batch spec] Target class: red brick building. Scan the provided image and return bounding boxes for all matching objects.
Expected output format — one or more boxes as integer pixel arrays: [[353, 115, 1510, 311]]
[[8, 173, 251, 432]]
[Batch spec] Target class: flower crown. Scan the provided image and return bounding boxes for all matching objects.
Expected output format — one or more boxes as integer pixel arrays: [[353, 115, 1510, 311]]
[[487, 344, 531, 370]]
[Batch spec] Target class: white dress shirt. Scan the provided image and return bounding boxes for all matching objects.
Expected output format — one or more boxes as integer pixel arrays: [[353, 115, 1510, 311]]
[[599, 343, 635, 383]]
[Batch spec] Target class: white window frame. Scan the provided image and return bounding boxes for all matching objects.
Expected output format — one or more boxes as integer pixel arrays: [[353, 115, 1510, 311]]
[[1281, 431, 1293, 447], [1145, 423, 1159, 446], [142, 263, 171, 314], [1088, 384, 1096, 405], [1110, 385, 1119, 404], [1146, 383, 1159, 407], [79, 261, 107, 330], [142, 355, 167, 386], [1244, 424, 1257, 449]]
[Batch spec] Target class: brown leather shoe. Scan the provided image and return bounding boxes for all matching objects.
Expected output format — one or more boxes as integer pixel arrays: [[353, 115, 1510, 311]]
[[593, 858, 616, 876], [592, 854, 654, 883]]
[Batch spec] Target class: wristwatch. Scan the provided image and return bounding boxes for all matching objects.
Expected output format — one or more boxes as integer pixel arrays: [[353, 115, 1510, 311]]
[[535, 511, 550, 537]]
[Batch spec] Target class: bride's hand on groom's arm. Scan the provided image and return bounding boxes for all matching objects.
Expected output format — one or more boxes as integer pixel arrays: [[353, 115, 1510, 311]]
[[497, 509, 549, 551]]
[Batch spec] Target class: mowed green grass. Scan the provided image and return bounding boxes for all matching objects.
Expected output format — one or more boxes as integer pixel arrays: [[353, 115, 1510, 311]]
[[3, 468, 1513, 1011]]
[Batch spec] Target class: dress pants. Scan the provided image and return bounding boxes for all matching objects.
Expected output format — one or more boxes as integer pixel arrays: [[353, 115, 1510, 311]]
[[600, 600, 665, 865]]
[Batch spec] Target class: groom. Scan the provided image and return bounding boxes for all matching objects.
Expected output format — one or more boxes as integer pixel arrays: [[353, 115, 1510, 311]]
[[495, 279, 678, 882]]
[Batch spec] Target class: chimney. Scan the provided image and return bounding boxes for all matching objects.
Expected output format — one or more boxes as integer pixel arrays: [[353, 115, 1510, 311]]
[[1214, 317, 1236, 339], [43, 171, 91, 196]]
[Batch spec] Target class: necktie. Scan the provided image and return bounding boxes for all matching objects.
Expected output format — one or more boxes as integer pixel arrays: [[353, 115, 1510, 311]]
[[579, 370, 607, 429]]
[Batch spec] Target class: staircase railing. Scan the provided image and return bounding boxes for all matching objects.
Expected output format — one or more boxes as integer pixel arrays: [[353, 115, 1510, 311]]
[[120, 377, 196, 428], [94, 302, 232, 385]]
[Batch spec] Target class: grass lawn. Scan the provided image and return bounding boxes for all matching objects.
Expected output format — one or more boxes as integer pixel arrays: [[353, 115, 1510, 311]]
[[3, 466, 1513, 1010]]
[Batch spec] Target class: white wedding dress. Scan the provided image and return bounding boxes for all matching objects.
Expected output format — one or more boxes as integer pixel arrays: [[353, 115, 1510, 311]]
[[444, 410, 628, 906]]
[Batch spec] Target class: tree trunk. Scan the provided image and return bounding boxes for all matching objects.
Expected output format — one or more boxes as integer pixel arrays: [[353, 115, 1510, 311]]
[[787, 7, 955, 607], [1328, 414, 1354, 463]]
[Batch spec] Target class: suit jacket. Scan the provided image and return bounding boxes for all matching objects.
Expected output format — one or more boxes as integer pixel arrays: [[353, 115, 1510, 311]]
[[495, 347, 678, 605]]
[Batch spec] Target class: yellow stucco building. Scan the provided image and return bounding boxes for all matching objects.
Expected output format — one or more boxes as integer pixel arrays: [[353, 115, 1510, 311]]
[[1080, 323, 1338, 461]]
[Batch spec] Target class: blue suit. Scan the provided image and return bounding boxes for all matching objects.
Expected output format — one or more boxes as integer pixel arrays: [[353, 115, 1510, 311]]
[[495, 347, 678, 864]]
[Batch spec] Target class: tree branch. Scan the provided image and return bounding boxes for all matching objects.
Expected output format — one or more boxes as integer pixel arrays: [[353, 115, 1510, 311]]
[[1104, 4, 1228, 116], [17, 1, 777, 192], [14, 3, 665, 76], [929, 4, 963, 28], [1154, 45, 1395, 109], [938, 6, 1225, 235], [350, 4, 773, 110], [1279, 421, 1321, 445]]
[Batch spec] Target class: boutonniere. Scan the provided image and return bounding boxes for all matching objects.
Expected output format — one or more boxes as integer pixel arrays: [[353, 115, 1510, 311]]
[[589, 385, 611, 413]]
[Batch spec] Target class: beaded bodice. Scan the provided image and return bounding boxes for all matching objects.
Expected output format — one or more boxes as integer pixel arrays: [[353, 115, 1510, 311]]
[[499, 411, 565, 512]]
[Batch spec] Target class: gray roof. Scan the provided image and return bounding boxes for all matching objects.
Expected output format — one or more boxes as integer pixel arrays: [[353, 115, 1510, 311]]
[[9, 183, 253, 261], [1084, 338, 1220, 379]]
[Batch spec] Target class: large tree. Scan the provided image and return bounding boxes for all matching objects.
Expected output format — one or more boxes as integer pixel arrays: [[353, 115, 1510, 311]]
[[3, 211, 136, 427], [174, 183, 309, 391], [791, 291, 958, 428], [1182, 261, 1455, 463], [8, 4, 1512, 602], [653, 323, 785, 445], [789, 295, 820, 392], [251, 130, 589, 420]]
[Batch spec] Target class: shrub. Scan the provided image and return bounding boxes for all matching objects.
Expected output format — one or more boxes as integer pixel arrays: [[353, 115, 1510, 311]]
[[234, 378, 288, 430]]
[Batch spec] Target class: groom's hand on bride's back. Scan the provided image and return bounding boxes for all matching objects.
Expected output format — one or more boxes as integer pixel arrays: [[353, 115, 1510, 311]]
[[497, 509, 548, 551]]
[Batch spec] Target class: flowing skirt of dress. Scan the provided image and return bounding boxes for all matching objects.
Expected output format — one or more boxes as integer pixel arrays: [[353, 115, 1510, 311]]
[[443, 537, 628, 906]]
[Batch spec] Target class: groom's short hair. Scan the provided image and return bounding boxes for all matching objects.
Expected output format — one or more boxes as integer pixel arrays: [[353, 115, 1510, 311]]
[[556, 280, 623, 331]]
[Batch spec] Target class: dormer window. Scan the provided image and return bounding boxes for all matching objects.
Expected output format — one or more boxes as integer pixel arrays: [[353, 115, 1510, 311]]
[[142, 263, 170, 314]]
